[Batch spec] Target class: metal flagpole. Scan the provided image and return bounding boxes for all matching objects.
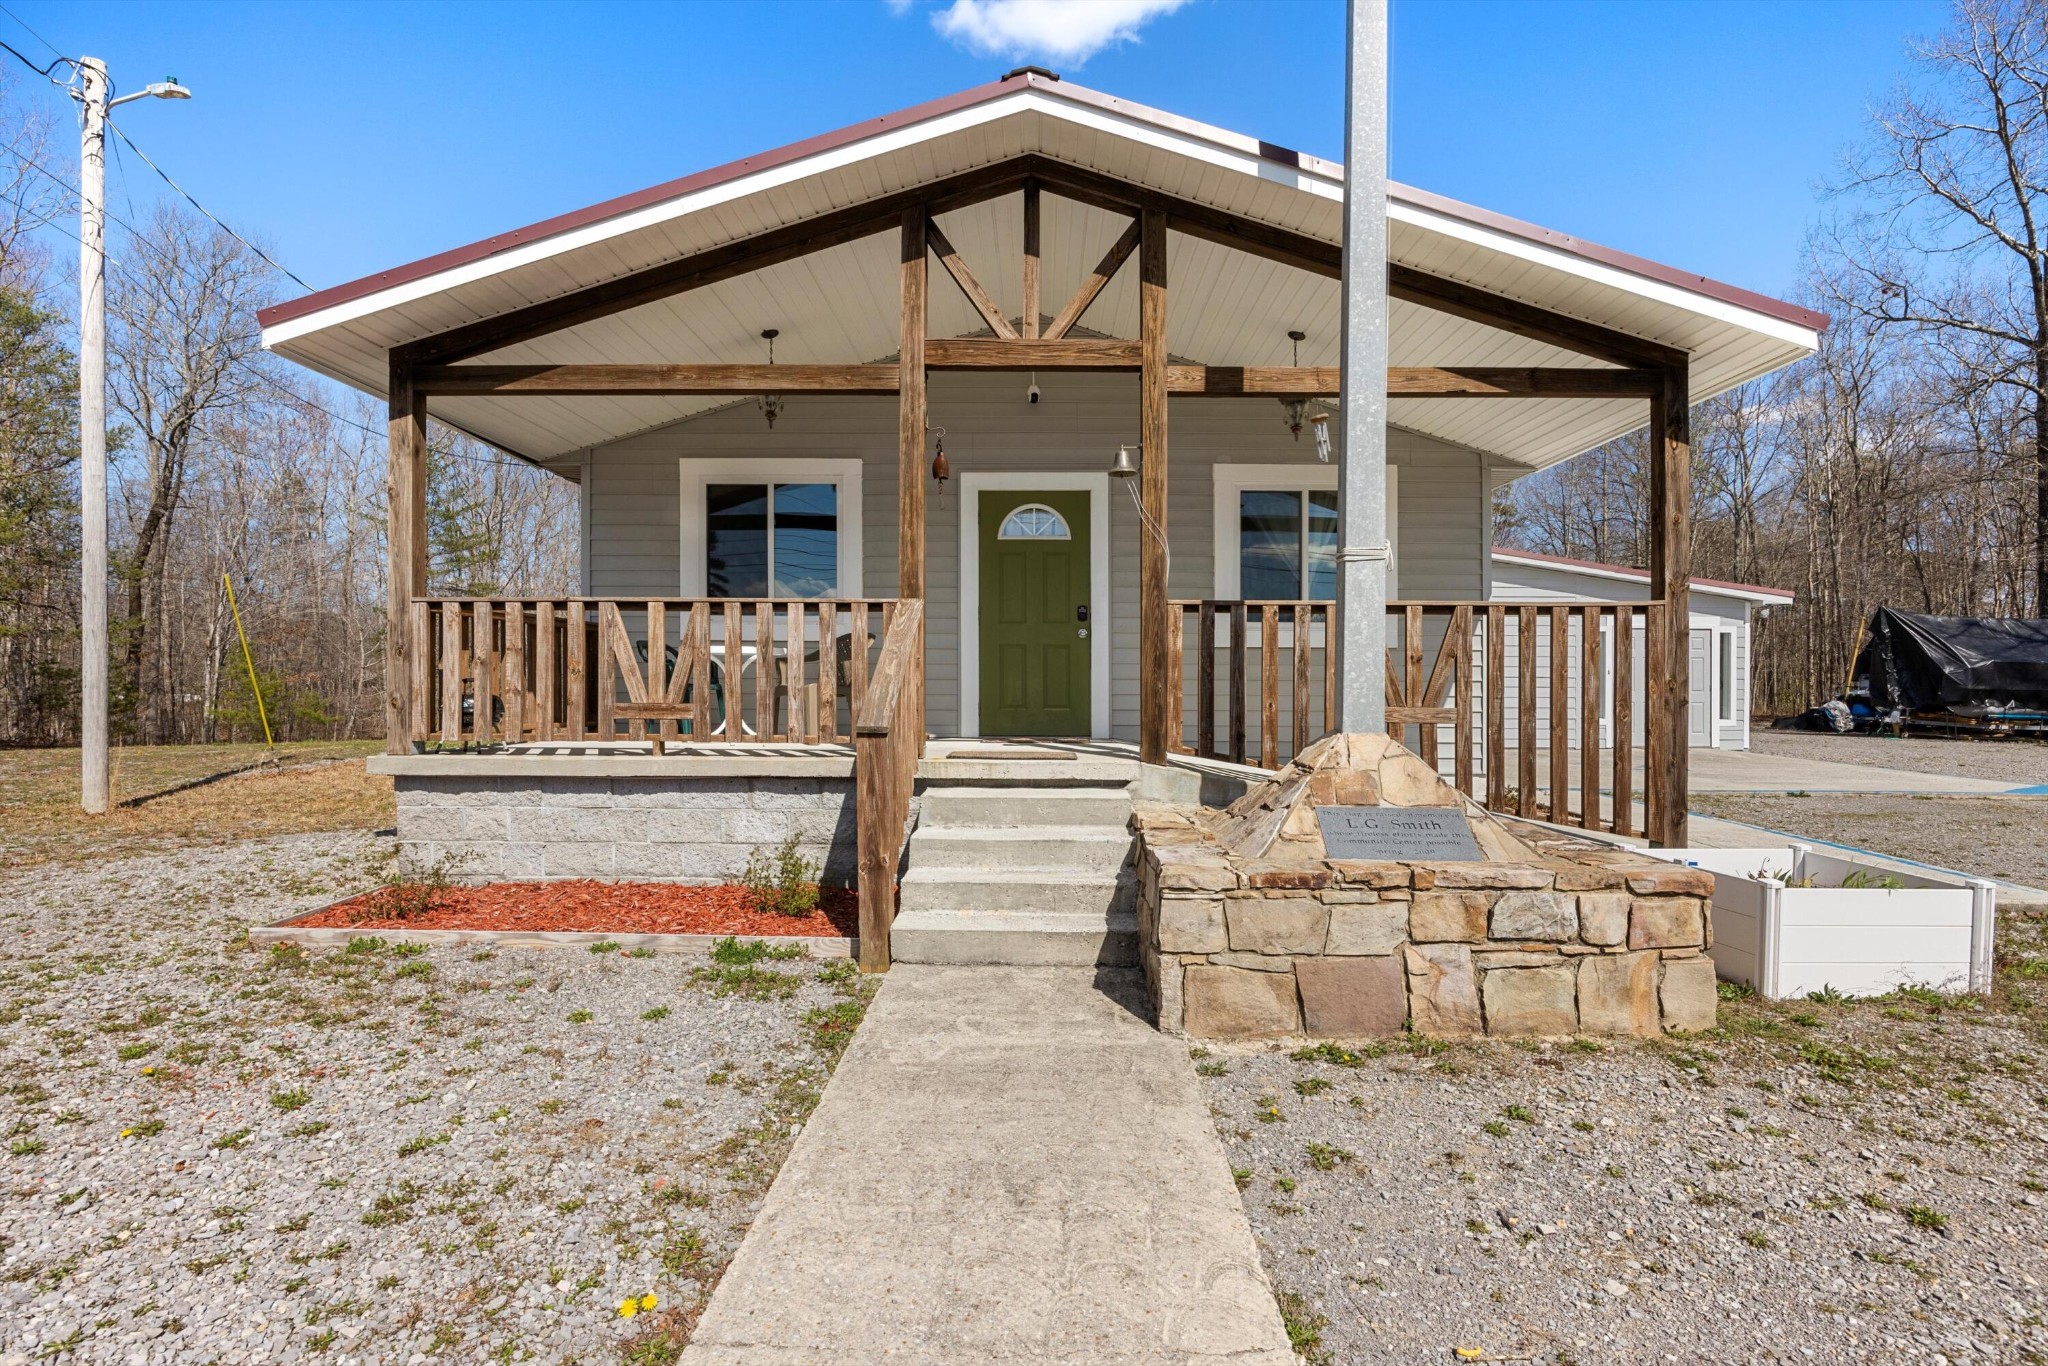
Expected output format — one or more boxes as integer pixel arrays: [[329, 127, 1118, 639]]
[[1334, 0, 1390, 735]]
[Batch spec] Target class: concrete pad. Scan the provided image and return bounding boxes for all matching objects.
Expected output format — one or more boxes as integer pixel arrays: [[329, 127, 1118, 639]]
[[680, 966, 1294, 1365]]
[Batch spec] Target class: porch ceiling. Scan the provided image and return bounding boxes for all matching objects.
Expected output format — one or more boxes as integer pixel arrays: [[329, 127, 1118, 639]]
[[261, 74, 1822, 471]]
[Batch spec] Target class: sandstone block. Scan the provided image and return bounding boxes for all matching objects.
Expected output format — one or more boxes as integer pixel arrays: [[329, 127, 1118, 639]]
[[1225, 895, 1330, 955], [1629, 897, 1705, 950], [1150, 843, 1239, 892], [1660, 956, 1719, 1032], [1577, 892, 1630, 946], [1297, 956, 1407, 1038], [1377, 750, 1459, 806], [1551, 865, 1629, 892], [1325, 902, 1409, 956], [1491, 890, 1578, 941], [1241, 862, 1335, 890], [1208, 951, 1295, 973], [1577, 950, 1660, 1036], [1423, 862, 1555, 890], [1403, 943, 1482, 1037], [1480, 965, 1578, 1036], [1183, 965, 1300, 1039], [1409, 891, 1489, 943], [1332, 768, 1381, 805], [1626, 867, 1716, 897], [1329, 860, 1413, 889], [1157, 896, 1227, 955], [1321, 890, 1380, 904], [1473, 949, 1563, 969]]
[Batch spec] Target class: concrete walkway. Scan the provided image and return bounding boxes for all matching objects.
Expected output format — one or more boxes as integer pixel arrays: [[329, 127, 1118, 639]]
[[680, 966, 1295, 1365]]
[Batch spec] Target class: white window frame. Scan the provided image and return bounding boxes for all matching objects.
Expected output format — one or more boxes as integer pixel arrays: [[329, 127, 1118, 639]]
[[1212, 463, 1398, 600], [959, 471, 1111, 740], [677, 457, 863, 598]]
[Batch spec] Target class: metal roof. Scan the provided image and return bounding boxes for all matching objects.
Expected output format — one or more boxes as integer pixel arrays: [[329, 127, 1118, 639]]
[[1492, 548, 1797, 604], [260, 71, 1824, 471]]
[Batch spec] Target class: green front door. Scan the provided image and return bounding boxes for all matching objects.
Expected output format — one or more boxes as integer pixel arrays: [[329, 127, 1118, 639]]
[[979, 489, 1091, 737]]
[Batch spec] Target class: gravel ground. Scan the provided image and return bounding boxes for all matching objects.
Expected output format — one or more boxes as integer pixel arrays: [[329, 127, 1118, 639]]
[[1197, 988, 2048, 1365], [1748, 730, 2048, 787], [1691, 793, 2048, 894], [0, 833, 872, 1366]]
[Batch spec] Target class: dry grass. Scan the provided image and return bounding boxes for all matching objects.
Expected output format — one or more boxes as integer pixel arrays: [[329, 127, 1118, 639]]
[[0, 741, 392, 871]]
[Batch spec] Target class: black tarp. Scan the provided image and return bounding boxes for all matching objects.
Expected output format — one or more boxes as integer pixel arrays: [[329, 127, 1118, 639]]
[[1853, 607, 2048, 714]]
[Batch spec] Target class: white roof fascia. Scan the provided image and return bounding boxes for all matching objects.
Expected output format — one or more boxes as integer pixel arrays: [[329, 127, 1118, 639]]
[[1490, 550, 1794, 605], [1391, 198, 1822, 358], [263, 90, 1049, 349]]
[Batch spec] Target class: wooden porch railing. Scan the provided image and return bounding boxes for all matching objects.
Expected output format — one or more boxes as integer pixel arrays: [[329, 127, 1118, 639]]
[[1167, 599, 1668, 839], [405, 597, 897, 748], [854, 599, 924, 973]]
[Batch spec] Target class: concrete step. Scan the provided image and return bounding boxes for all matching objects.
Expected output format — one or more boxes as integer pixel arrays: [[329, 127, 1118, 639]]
[[917, 784, 1133, 830], [889, 908, 1139, 966], [897, 865, 1134, 917], [905, 825, 1132, 874]]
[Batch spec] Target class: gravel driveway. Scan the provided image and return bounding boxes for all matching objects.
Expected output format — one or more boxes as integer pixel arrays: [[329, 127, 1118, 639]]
[[1198, 992, 2048, 1365], [1750, 730, 2048, 787], [1691, 793, 2048, 894], [0, 833, 871, 1365]]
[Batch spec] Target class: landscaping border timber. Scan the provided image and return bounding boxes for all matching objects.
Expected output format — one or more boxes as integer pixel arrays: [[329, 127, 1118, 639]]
[[249, 909, 855, 958]]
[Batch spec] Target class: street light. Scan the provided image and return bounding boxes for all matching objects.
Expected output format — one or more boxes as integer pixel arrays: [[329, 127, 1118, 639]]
[[78, 59, 191, 814]]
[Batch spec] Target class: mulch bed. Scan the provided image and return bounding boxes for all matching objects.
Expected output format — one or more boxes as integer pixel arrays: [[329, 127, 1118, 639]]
[[295, 880, 859, 937]]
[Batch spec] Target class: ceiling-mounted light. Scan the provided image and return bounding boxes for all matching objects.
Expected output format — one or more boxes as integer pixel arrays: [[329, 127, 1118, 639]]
[[1279, 329, 1308, 440], [757, 329, 784, 430]]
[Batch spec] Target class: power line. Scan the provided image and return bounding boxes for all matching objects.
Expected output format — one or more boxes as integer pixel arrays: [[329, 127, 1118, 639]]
[[0, 2, 65, 64], [105, 118, 311, 290], [0, 36, 68, 82]]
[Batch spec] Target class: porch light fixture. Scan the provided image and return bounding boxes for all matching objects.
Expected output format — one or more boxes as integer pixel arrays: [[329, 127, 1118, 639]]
[[757, 329, 784, 429], [1279, 329, 1309, 440]]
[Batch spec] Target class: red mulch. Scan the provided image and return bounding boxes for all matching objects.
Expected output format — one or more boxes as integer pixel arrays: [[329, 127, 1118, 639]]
[[297, 881, 858, 937]]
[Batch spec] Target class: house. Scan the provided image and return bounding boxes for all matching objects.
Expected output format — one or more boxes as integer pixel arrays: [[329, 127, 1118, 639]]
[[259, 70, 1823, 969], [1489, 548, 1794, 750]]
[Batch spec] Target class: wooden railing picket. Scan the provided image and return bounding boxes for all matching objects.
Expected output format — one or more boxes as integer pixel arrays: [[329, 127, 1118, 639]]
[[1613, 606, 1634, 836], [1196, 602, 1216, 759], [1484, 605, 1506, 810], [1290, 604, 1312, 758], [1580, 605, 1601, 830], [1259, 604, 1280, 766], [1227, 601, 1248, 765]]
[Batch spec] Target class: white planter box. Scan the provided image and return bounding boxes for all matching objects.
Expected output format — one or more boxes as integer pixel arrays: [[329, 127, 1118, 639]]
[[1648, 846, 1995, 1000]]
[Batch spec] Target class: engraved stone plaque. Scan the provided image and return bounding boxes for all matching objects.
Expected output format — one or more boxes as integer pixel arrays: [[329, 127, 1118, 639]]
[[1316, 806, 1483, 862]]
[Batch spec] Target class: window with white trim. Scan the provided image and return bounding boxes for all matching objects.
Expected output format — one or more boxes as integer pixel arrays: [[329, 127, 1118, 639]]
[[679, 459, 862, 598], [1213, 464, 1396, 599]]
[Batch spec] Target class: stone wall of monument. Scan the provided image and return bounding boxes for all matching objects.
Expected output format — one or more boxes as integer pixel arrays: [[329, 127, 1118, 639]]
[[1135, 806, 1719, 1040]]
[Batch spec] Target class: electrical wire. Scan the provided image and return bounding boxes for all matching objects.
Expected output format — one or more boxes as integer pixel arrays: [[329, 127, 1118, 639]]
[[0, 36, 68, 82], [0, 2, 65, 64], [105, 119, 312, 290]]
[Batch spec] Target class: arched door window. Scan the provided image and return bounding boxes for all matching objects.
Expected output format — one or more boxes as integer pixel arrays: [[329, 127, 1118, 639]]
[[997, 503, 1071, 540]]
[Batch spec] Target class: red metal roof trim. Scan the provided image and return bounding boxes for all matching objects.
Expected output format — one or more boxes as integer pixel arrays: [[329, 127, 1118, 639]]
[[1494, 546, 1795, 601], [259, 72, 1828, 339]]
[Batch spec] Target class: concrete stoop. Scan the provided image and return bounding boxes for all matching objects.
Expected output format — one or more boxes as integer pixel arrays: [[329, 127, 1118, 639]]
[[891, 778, 1140, 967]]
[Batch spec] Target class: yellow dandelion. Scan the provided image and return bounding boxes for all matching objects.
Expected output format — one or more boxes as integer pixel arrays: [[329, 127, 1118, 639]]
[[639, 1293, 657, 1311], [618, 1297, 638, 1319], [120, 1128, 133, 1138], [141, 1066, 155, 1075]]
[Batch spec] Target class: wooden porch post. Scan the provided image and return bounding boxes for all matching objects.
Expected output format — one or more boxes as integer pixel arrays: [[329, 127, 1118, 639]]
[[1647, 359, 1690, 846], [385, 356, 427, 755], [898, 209, 927, 741], [1138, 208, 1170, 765]]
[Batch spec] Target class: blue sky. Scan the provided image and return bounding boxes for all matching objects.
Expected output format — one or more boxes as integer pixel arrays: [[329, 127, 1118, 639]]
[[6, 0, 1944, 308]]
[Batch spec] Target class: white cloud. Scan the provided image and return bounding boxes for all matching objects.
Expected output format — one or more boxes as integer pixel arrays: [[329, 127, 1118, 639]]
[[883, 0, 915, 15], [929, 0, 1191, 67]]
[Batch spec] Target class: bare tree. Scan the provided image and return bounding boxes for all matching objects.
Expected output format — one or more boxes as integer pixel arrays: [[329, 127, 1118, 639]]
[[106, 204, 272, 741], [1833, 0, 2048, 611]]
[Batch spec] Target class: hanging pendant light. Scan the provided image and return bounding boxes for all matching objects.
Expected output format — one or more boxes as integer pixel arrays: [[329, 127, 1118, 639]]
[[757, 329, 784, 429], [1279, 329, 1308, 440]]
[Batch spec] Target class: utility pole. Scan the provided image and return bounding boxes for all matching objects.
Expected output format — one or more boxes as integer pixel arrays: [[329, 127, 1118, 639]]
[[74, 59, 189, 814], [1334, 0, 1390, 734], [78, 56, 108, 814]]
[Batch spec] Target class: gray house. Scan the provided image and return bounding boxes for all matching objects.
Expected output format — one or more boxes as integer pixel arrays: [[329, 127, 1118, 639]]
[[260, 71, 1822, 967]]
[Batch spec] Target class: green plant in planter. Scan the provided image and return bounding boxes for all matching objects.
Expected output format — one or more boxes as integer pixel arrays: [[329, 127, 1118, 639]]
[[740, 835, 821, 918]]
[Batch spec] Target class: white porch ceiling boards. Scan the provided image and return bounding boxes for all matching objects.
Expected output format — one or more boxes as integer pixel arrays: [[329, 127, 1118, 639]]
[[262, 74, 1821, 470]]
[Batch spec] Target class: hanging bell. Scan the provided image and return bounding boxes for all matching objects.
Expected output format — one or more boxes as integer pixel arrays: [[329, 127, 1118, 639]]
[[931, 435, 950, 493]]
